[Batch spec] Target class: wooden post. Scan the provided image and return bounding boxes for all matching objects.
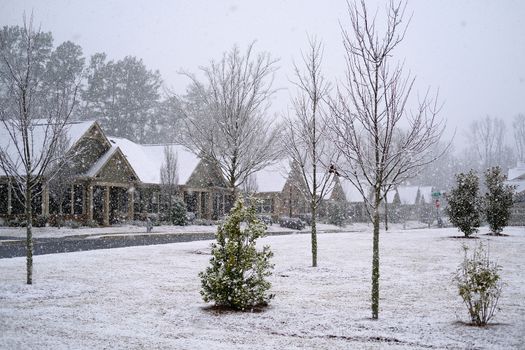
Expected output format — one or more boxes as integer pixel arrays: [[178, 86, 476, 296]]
[[157, 191, 161, 214], [222, 192, 226, 217], [196, 191, 202, 219], [86, 184, 93, 221], [128, 187, 134, 220], [7, 181, 12, 215], [42, 184, 49, 216], [103, 186, 110, 226], [206, 191, 212, 220], [70, 184, 74, 215]]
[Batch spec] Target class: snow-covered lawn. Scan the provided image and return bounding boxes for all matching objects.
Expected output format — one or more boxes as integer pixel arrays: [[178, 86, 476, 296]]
[[0, 223, 338, 239], [0, 221, 427, 240], [1, 226, 524, 349]]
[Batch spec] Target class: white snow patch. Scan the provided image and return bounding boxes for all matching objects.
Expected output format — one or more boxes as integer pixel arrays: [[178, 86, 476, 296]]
[[1, 226, 524, 349]]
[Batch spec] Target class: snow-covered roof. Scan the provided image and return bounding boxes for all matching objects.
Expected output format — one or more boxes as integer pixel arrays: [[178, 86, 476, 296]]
[[107, 137, 199, 185], [0, 120, 95, 176], [337, 180, 433, 205], [84, 146, 120, 178], [66, 121, 97, 149], [339, 179, 367, 203], [508, 161, 525, 181], [507, 162, 525, 194], [254, 161, 289, 193], [386, 186, 433, 205]]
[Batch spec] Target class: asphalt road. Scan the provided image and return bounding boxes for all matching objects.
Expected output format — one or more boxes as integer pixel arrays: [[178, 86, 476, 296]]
[[0, 232, 219, 259], [0, 230, 304, 259]]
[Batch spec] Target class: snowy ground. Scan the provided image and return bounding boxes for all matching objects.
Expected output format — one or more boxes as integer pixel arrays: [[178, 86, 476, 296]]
[[0, 221, 427, 240], [1, 226, 524, 349]]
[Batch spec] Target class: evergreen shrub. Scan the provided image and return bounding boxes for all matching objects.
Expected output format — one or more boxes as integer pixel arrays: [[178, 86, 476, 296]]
[[199, 199, 274, 311]]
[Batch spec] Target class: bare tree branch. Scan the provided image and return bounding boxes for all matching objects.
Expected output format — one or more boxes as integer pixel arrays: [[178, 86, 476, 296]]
[[327, 0, 445, 319], [178, 43, 282, 194]]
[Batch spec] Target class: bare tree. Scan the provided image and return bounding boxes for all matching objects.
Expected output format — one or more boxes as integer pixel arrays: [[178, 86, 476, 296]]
[[467, 116, 509, 170], [328, 1, 445, 319], [160, 145, 179, 217], [0, 19, 82, 284], [179, 43, 282, 195], [513, 114, 525, 162], [241, 173, 258, 195], [283, 37, 337, 267], [46, 133, 73, 227]]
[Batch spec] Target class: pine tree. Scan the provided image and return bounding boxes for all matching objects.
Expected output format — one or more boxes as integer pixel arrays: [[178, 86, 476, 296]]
[[484, 167, 515, 235], [390, 190, 401, 223], [169, 198, 187, 226], [199, 199, 274, 311], [445, 170, 482, 237]]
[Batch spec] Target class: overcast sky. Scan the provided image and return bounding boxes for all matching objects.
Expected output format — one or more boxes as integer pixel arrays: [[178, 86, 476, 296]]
[[1, 0, 525, 148]]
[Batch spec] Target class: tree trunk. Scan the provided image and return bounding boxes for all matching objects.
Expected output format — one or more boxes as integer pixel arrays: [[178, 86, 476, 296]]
[[58, 201, 63, 229], [311, 201, 317, 267], [25, 180, 33, 285], [371, 206, 380, 319], [384, 197, 389, 231], [371, 187, 381, 319]]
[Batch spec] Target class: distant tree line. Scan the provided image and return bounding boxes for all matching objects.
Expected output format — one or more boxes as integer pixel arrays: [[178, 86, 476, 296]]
[[1, 23, 184, 144], [412, 115, 524, 191]]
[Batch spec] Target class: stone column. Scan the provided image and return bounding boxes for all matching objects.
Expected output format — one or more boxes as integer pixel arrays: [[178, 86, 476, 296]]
[[103, 186, 110, 226]]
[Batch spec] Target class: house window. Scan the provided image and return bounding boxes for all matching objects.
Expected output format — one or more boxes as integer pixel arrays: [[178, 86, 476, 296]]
[[200, 192, 207, 217], [73, 184, 84, 215], [31, 183, 42, 215], [185, 191, 197, 213], [10, 186, 25, 215], [256, 198, 273, 214], [0, 184, 8, 214]]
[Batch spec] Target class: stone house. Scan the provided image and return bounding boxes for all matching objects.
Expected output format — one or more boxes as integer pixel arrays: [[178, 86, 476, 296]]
[[0, 120, 233, 226], [507, 162, 525, 225], [252, 161, 346, 220]]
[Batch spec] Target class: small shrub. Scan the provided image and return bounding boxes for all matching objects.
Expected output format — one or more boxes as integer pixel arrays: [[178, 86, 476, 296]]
[[199, 199, 274, 311], [193, 218, 215, 226], [63, 220, 80, 229], [484, 167, 515, 235], [84, 219, 98, 228], [279, 217, 305, 230], [186, 212, 196, 224], [296, 213, 312, 226], [33, 214, 49, 228], [169, 199, 187, 226], [324, 200, 347, 227], [454, 243, 503, 326], [8, 218, 26, 227], [256, 214, 273, 226], [445, 171, 482, 237]]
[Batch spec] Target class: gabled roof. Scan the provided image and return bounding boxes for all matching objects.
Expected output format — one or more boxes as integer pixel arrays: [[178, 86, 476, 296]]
[[107, 137, 199, 185], [386, 186, 433, 205], [82, 145, 139, 181], [0, 120, 95, 176], [253, 160, 337, 198], [339, 178, 368, 203], [508, 162, 525, 181], [253, 160, 289, 193], [507, 162, 525, 194]]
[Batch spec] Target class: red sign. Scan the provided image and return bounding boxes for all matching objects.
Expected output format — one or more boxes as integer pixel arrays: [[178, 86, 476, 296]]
[[435, 199, 440, 208]]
